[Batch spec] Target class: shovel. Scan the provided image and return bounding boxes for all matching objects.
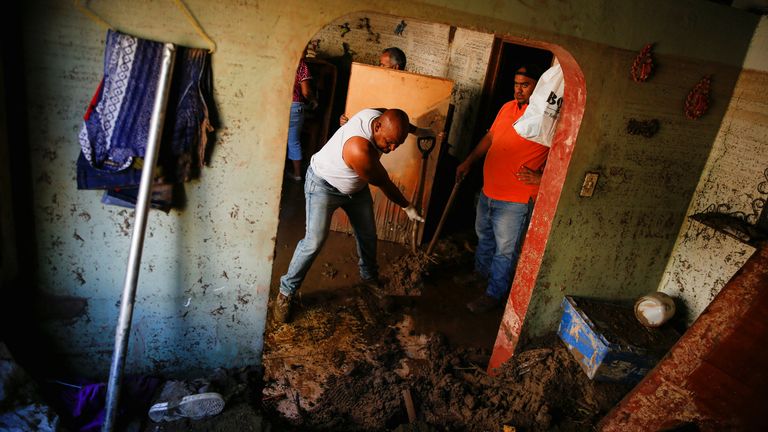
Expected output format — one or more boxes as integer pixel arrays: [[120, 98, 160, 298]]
[[410, 136, 436, 253], [426, 175, 463, 256]]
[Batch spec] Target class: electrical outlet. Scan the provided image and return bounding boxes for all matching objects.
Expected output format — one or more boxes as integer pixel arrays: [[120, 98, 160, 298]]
[[580, 172, 599, 197]]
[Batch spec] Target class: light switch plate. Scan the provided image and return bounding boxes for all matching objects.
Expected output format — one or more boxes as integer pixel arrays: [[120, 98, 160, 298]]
[[580, 172, 599, 197]]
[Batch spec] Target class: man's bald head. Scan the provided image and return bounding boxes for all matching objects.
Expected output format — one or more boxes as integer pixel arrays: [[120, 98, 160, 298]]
[[381, 109, 409, 139], [373, 109, 410, 153]]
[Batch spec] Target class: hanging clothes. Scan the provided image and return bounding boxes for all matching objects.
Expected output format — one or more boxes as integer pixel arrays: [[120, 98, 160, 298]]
[[77, 29, 215, 209]]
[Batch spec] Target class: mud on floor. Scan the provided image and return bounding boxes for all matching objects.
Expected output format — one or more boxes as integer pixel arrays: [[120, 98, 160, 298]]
[[261, 237, 633, 431]]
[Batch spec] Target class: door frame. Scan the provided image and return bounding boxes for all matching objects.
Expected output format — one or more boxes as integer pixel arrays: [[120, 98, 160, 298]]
[[486, 39, 586, 372]]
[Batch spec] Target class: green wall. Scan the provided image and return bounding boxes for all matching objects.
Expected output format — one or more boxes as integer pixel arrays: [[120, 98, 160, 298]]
[[15, 0, 759, 375]]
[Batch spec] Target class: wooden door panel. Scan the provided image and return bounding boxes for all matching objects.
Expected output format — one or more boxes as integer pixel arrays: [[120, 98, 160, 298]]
[[330, 63, 454, 245]]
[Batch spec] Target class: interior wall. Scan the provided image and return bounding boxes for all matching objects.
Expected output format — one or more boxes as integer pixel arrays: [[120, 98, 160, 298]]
[[15, 0, 759, 377], [309, 11, 494, 158], [521, 41, 748, 337], [657, 16, 768, 324]]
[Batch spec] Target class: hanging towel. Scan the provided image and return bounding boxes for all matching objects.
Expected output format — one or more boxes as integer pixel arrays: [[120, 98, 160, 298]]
[[77, 29, 215, 192]]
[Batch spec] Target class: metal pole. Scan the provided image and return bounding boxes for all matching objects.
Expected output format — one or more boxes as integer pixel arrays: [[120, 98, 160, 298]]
[[102, 43, 176, 432]]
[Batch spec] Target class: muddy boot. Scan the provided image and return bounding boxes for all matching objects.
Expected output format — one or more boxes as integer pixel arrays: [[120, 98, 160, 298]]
[[273, 292, 294, 324], [466, 294, 500, 314]]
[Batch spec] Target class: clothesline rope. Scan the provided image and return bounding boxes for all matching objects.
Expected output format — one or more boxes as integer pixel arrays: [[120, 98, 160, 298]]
[[73, 0, 217, 53]]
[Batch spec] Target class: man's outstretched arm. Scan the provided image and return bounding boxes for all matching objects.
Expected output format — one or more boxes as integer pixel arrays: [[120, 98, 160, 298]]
[[343, 137, 424, 222]]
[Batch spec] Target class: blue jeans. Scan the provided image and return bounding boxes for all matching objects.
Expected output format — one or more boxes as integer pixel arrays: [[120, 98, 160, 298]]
[[279, 167, 378, 296], [474, 192, 533, 300], [287, 102, 305, 161]]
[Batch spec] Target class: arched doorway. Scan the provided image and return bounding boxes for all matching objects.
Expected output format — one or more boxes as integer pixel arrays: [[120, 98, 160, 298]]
[[266, 9, 587, 384]]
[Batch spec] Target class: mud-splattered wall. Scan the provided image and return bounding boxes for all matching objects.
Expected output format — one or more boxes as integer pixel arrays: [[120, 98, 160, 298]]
[[14, 0, 759, 376], [516, 14, 760, 337], [658, 17, 768, 324]]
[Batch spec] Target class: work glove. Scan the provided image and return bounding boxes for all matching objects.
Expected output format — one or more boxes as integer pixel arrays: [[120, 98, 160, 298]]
[[402, 205, 425, 223]]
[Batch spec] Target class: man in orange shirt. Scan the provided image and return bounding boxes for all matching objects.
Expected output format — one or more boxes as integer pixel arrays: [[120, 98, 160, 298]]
[[456, 64, 547, 313]]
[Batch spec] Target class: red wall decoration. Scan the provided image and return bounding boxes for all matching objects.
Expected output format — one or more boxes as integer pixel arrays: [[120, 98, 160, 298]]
[[684, 75, 712, 120], [631, 43, 655, 83]]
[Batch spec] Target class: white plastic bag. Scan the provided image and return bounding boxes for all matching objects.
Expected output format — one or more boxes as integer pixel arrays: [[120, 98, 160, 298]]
[[513, 63, 564, 147]]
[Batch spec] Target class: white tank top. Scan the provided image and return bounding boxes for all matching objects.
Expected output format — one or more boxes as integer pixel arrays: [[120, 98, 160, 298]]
[[310, 109, 382, 194]]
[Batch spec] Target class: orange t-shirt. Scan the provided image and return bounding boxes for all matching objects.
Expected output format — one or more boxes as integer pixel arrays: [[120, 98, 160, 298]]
[[483, 101, 550, 203]]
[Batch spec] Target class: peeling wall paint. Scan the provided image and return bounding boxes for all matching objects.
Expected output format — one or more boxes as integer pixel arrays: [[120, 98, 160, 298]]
[[16, 0, 760, 376], [658, 17, 768, 324]]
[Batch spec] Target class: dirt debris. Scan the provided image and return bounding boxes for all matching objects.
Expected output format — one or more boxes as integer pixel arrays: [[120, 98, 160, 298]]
[[380, 237, 467, 296], [261, 235, 633, 431], [124, 236, 633, 432]]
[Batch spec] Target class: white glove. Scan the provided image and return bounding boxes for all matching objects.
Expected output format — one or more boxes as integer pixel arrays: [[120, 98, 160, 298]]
[[402, 205, 425, 223]]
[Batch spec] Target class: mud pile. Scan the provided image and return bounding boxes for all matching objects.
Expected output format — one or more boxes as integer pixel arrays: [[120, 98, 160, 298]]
[[261, 284, 631, 431], [161, 236, 631, 431], [380, 236, 468, 296], [411, 336, 632, 431]]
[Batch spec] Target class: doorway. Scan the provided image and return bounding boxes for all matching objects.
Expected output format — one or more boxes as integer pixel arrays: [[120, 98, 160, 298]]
[[475, 40, 554, 143], [265, 14, 589, 427]]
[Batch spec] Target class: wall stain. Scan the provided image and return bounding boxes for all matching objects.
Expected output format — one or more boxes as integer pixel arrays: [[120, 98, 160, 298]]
[[72, 267, 86, 285], [237, 293, 252, 305]]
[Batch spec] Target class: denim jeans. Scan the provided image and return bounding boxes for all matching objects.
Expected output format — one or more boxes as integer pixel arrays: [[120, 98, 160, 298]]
[[286, 102, 305, 161], [279, 167, 378, 296], [474, 192, 533, 300]]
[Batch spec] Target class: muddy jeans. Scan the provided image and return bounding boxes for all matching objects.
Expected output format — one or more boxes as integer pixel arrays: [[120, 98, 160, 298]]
[[279, 167, 378, 296], [474, 192, 533, 300]]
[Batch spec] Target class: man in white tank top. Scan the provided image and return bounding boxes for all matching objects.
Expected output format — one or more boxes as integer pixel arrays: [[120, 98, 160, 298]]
[[274, 108, 425, 324]]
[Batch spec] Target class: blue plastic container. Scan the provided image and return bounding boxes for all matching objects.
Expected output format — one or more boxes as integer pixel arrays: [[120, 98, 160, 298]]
[[557, 296, 678, 383]]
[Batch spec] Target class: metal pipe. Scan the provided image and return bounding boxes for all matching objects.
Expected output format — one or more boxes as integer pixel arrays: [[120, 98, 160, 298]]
[[102, 43, 176, 432]]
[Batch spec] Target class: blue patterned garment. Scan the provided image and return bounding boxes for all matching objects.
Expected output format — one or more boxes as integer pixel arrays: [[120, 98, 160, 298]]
[[78, 30, 213, 189], [79, 30, 163, 172]]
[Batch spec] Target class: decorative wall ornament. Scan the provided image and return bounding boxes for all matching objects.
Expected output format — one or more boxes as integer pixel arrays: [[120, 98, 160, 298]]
[[631, 43, 655, 82], [684, 75, 712, 120], [626, 118, 660, 137]]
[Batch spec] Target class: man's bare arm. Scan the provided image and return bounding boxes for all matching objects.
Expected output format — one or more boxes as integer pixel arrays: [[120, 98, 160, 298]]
[[456, 131, 493, 181], [343, 137, 409, 208]]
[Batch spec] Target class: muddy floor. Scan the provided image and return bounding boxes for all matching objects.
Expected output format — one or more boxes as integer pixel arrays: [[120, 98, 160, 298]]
[[260, 246, 633, 432], [255, 179, 634, 431]]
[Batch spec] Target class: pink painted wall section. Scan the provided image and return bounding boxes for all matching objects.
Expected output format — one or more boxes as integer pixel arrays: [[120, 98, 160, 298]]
[[489, 49, 586, 373]]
